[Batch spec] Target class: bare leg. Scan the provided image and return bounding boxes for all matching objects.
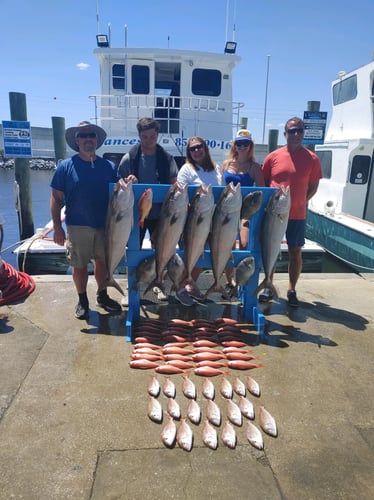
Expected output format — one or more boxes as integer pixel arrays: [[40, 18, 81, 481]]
[[94, 259, 107, 290], [288, 246, 302, 291], [73, 266, 89, 294]]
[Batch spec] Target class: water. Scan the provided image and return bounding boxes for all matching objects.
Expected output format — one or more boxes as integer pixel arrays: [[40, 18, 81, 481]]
[[0, 168, 55, 268], [0, 167, 354, 274]]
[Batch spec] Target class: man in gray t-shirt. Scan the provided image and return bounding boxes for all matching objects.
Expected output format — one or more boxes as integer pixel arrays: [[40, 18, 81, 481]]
[[118, 117, 178, 246]]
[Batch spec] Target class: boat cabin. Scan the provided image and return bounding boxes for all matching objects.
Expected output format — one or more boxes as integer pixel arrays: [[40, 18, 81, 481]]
[[91, 46, 243, 166], [312, 60, 374, 223]]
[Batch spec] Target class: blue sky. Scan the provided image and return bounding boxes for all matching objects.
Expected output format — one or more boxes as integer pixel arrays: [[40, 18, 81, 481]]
[[1, 0, 373, 145]]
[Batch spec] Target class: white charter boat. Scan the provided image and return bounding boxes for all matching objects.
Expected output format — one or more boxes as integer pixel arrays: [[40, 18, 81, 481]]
[[306, 57, 374, 273]]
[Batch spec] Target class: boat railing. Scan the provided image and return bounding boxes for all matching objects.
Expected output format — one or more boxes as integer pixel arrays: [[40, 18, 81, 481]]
[[89, 93, 244, 128]]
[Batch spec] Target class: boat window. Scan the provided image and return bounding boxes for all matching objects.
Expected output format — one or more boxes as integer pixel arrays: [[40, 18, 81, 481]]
[[350, 155, 370, 184], [112, 64, 125, 90], [333, 75, 357, 105], [316, 150, 332, 179], [132, 65, 150, 94], [192, 69, 221, 96]]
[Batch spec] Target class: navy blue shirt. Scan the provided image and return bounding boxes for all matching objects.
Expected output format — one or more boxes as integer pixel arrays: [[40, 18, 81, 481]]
[[51, 154, 120, 228]]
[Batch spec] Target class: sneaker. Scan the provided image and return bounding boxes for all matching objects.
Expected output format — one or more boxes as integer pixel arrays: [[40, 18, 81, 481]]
[[185, 283, 205, 302], [175, 288, 194, 306], [287, 290, 299, 307], [75, 302, 89, 320], [258, 288, 273, 303], [96, 292, 122, 312], [152, 287, 168, 301]]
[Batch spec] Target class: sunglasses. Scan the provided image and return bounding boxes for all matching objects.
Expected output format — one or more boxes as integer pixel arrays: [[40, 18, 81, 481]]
[[235, 140, 251, 147], [76, 132, 97, 139], [189, 144, 204, 152], [286, 128, 304, 135]]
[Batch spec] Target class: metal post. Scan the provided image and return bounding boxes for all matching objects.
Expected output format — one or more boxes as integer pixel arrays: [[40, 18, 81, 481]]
[[51, 117, 66, 164], [268, 129, 279, 153], [262, 55, 270, 144], [9, 92, 34, 240]]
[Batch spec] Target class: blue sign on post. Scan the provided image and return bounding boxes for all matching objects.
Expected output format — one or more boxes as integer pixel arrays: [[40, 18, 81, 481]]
[[2, 120, 32, 158], [303, 111, 328, 145]]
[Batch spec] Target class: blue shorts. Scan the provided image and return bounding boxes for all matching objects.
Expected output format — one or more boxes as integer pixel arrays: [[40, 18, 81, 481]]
[[285, 219, 306, 248]]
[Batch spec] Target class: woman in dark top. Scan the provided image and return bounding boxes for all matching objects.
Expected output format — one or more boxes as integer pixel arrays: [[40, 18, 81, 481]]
[[221, 130, 265, 294]]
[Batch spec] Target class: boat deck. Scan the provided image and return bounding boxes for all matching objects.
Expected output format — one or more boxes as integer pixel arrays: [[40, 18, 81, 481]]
[[1, 272, 373, 499]]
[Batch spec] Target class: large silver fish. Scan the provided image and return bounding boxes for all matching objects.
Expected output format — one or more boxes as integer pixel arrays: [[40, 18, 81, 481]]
[[133, 255, 156, 291], [255, 186, 290, 299], [146, 183, 189, 293], [103, 178, 134, 294], [183, 183, 215, 285], [166, 253, 186, 293], [205, 182, 242, 298], [233, 256, 255, 296], [240, 190, 263, 220]]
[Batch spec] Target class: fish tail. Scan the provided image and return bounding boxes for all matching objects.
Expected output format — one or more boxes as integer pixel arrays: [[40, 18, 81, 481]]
[[105, 277, 125, 296], [254, 278, 278, 299]]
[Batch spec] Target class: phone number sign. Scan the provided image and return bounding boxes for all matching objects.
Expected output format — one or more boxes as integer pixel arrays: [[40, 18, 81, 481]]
[[2, 120, 32, 158]]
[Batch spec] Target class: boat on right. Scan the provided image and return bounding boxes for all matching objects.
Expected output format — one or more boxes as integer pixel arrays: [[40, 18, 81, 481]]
[[306, 57, 374, 273]]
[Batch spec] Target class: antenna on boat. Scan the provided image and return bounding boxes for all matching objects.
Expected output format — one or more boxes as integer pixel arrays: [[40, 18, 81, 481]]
[[224, 0, 237, 54]]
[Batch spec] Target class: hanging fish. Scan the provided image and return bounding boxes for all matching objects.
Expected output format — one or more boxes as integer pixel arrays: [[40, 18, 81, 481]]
[[238, 396, 255, 420], [245, 421, 264, 450], [206, 400, 221, 426], [161, 414, 177, 448], [202, 419, 218, 450], [176, 418, 193, 452], [221, 420, 236, 449], [220, 376, 233, 399], [148, 396, 163, 423], [233, 377, 246, 397], [246, 375, 261, 397], [147, 375, 160, 397], [226, 399, 242, 427], [138, 187, 153, 229], [202, 378, 215, 400], [259, 406, 278, 437], [166, 397, 181, 420], [182, 374, 197, 399], [162, 376, 176, 398], [187, 399, 201, 425]]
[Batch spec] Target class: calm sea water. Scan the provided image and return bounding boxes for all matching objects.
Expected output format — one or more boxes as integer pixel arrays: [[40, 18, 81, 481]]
[[0, 168, 55, 268], [0, 168, 354, 273]]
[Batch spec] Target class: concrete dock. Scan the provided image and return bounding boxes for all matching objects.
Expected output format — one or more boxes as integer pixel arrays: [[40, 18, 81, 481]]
[[0, 272, 373, 499]]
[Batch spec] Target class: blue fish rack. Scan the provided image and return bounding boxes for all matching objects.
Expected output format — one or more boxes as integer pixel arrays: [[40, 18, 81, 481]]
[[116, 184, 276, 341]]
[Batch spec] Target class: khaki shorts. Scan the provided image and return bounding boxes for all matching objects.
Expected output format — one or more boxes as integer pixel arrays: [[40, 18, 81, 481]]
[[66, 225, 105, 268]]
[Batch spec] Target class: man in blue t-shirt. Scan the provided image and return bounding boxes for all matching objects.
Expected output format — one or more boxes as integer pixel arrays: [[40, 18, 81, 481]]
[[50, 121, 121, 320]]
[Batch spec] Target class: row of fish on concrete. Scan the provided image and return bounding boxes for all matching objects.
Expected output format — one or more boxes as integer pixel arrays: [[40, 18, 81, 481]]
[[129, 317, 263, 375], [147, 368, 277, 452], [103, 178, 291, 302]]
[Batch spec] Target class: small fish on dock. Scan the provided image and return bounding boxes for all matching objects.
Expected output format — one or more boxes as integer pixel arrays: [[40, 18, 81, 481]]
[[161, 414, 177, 448], [202, 419, 218, 450], [148, 396, 163, 423], [176, 418, 193, 451]]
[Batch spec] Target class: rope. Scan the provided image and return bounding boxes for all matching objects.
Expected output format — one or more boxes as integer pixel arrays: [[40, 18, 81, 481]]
[[0, 259, 36, 305]]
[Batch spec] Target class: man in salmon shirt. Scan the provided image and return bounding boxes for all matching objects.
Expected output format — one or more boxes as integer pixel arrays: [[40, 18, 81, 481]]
[[260, 117, 322, 307]]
